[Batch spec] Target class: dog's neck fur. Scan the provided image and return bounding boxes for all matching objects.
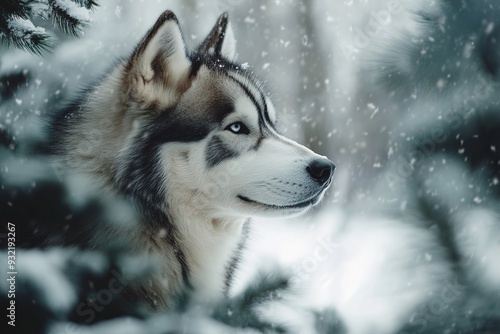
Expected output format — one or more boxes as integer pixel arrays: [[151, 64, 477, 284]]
[[167, 199, 246, 302], [125, 192, 246, 308]]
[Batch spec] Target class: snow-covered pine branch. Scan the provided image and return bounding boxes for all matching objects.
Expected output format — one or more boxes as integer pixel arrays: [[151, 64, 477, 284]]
[[2, 16, 51, 55], [0, 0, 98, 55], [47, 0, 93, 36], [71, 0, 99, 10]]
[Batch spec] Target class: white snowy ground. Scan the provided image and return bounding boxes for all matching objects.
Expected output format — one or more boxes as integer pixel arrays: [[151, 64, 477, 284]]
[[236, 208, 446, 334], [237, 203, 500, 334]]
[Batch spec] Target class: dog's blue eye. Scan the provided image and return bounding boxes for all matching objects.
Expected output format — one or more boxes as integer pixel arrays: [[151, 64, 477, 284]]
[[226, 122, 249, 135]]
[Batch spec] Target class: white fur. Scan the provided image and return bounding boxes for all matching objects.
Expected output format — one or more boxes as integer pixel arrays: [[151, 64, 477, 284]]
[[221, 22, 237, 60]]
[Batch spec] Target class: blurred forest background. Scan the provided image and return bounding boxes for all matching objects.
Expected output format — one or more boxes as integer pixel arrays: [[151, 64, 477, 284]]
[[1, 0, 500, 333]]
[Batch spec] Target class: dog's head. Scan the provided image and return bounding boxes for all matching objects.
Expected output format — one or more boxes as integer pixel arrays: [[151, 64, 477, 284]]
[[112, 11, 335, 218]]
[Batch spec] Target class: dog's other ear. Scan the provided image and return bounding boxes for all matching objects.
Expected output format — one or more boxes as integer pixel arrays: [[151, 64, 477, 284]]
[[127, 11, 192, 108], [198, 12, 236, 61]]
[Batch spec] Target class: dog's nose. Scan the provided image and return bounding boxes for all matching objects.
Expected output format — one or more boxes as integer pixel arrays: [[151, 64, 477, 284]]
[[306, 159, 335, 184]]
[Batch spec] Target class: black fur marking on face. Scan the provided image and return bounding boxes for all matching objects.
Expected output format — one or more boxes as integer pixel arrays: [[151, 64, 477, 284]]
[[223, 219, 250, 296], [224, 74, 264, 126], [206, 135, 238, 168], [259, 91, 278, 133], [116, 100, 236, 285], [191, 50, 279, 135], [222, 71, 280, 138], [253, 135, 265, 151], [117, 127, 194, 287], [117, 99, 235, 209], [115, 110, 214, 287], [117, 111, 212, 214]]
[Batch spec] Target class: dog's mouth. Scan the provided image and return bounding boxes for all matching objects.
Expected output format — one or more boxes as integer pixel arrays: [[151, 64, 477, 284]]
[[237, 193, 321, 211], [237, 177, 333, 212]]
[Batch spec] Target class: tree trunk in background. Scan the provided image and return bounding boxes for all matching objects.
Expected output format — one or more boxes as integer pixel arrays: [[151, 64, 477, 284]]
[[294, 1, 332, 157]]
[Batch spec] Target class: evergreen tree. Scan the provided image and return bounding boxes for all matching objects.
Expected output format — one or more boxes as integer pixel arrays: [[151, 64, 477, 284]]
[[0, 0, 98, 55]]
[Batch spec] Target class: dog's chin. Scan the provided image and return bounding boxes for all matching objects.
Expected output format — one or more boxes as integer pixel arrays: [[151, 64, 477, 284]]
[[237, 192, 324, 217]]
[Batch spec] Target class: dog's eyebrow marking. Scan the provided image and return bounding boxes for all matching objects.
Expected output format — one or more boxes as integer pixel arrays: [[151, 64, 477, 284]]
[[224, 73, 265, 127], [259, 90, 278, 133], [265, 97, 277, 124], [225, 72, 278, 135]]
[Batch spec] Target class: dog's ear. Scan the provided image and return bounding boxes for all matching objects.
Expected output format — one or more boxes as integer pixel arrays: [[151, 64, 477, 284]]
[[127, 11, 192, 108], [198, 12, 237, 61]]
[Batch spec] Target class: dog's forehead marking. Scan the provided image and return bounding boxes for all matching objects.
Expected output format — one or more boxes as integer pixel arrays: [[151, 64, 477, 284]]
[[177, 68, 234, 123], [265, 98, 277, 124], [224, 70, 277, 134], [233, 95, 260, 126]]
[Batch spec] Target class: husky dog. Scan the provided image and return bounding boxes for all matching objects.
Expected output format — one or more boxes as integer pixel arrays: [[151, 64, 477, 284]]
[[50, 11, 335, 308]]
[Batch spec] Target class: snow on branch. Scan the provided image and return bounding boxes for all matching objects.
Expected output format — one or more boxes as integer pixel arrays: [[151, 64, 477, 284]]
[[0, 0, 98, 55], [2, 16, 51, 55], [48, 0, 93, 36], [71, 0, 99, 10]]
